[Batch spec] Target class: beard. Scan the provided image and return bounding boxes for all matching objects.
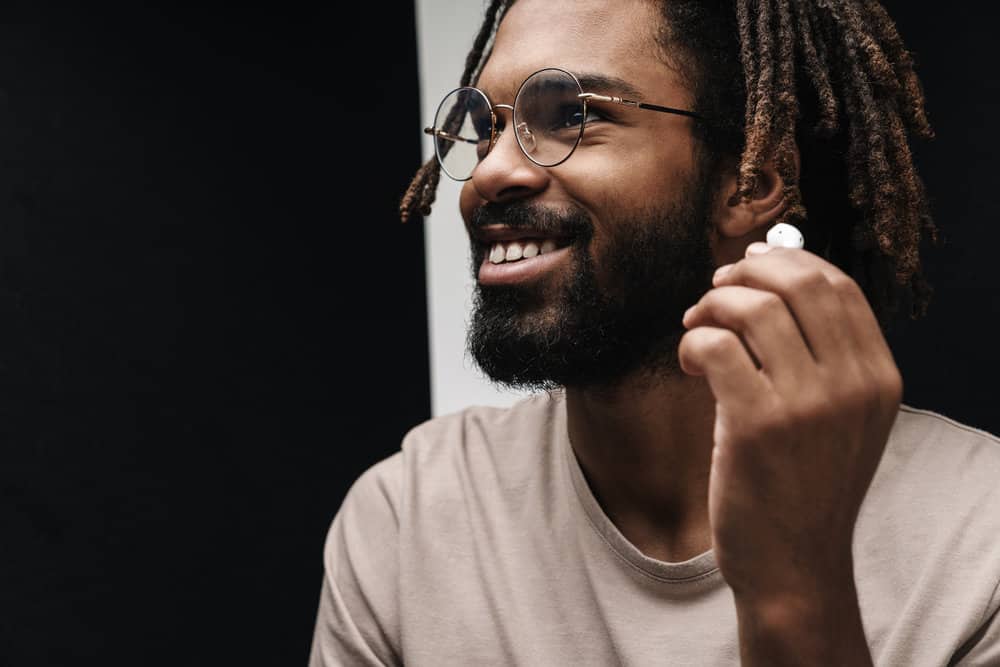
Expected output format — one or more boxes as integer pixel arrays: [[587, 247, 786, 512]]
[[467, 167, 717, 392]]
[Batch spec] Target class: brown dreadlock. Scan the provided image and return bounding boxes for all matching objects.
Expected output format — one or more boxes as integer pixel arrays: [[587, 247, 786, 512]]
[[398, 0, 507, 223], [399, 0, 937, 328]]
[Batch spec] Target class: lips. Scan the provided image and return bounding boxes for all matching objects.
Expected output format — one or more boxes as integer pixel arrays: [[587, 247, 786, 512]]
[[475, 232, 574, 286], [468, 204, 589, 286]]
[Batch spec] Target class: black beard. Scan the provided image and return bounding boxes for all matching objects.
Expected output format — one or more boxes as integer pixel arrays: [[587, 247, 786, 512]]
[[467, 172, 716, 392]]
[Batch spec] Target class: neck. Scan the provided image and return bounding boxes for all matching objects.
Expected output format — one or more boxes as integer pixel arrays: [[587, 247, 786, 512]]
[[565, 369, 716, 563]]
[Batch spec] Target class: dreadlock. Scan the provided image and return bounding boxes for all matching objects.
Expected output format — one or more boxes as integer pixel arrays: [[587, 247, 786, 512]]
[[400, 0, 937, 327], [399, 0, 506, 223]]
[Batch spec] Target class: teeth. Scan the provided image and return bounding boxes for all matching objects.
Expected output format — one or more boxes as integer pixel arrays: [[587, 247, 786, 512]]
[[488, 239, 559, 263]]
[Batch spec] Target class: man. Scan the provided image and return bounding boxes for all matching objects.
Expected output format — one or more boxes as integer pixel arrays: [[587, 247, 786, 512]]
[[310, 1, 1000, 664]]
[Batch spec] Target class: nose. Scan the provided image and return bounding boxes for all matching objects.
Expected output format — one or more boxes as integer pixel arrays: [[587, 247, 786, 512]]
[[466, 109, 548, 205]]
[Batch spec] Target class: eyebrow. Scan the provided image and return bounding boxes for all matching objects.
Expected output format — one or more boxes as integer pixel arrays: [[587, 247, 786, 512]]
[[574, 72, 644, 99]]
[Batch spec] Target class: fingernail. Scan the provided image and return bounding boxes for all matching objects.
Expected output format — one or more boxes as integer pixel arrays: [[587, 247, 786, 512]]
[[682, 305, 696, 325], [746, 242, 773, 257], [713, 264, 733, 282]]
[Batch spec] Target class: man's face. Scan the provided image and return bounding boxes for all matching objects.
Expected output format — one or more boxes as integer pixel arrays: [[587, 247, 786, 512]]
[[459, 0, 718, 390]]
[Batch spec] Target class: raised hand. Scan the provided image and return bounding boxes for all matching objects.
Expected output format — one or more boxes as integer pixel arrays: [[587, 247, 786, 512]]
[[678, 242, 899, 663]]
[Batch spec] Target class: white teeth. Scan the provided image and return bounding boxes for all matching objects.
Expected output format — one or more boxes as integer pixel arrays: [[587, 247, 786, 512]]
[[488, 239, 559, 264], [505, 242, 523, 261]]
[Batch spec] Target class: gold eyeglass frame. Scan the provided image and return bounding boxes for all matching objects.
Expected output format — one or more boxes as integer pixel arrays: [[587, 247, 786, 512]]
[[424, 67, 705, 181]]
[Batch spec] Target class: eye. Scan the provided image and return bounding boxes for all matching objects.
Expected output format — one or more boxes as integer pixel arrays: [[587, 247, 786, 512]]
[[552, 103, 604, 131]]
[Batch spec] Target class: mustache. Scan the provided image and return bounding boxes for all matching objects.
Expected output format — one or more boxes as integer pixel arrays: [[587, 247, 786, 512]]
[[469, 201, 594, 239]]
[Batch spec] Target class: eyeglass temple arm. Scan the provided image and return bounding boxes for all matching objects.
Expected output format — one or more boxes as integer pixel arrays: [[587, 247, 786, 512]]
[[578, 93, 703, 120], [423, 127, 479, 145]]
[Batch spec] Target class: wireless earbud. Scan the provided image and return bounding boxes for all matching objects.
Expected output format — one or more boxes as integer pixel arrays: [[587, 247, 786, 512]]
[[766, 222, 804, 249]]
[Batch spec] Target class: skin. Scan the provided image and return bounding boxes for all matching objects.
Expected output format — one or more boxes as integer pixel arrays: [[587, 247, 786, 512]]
[[459, 0, 900, 663]]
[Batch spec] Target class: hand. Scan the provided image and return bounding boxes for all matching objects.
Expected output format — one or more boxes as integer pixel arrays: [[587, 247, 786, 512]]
[[678, 243, 902, 610]]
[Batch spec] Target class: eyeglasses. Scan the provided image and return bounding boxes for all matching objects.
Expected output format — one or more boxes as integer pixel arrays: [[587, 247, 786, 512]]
[[424, 67, 705, 181]]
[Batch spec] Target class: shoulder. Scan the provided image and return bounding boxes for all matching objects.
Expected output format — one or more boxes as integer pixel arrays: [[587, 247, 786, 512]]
[[860, 403, 1000, 574], [868, 404, 1000, 516], [855, 406, 1000, 660], [338, 390, 565, 517], [892, 404, 999, 446], [313, 450, 407, 665], [878, 404, 1000, 490]]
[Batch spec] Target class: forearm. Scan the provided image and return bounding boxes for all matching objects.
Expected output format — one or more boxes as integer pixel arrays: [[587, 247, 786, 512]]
[[734, 579, 873, 667]]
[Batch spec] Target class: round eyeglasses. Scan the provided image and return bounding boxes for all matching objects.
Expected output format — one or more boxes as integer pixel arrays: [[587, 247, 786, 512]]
[[424, 67, 705, 181]]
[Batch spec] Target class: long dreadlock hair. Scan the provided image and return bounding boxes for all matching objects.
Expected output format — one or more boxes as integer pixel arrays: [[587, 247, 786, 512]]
[[399, 0, 937, 328]]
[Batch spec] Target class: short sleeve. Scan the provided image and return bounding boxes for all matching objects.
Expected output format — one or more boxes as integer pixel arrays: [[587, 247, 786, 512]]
[[308, 454, 404, 667]]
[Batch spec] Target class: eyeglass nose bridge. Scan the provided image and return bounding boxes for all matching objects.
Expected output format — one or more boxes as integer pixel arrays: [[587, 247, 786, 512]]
[[515, 122, 536, 153], [488, 103, 537, 156]]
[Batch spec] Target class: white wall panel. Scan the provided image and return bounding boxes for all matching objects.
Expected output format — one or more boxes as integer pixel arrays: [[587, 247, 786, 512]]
[[415, 0, 530, 416]]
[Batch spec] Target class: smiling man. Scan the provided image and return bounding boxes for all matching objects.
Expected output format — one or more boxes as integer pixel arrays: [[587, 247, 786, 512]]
[[309, 1, 1000, 665]]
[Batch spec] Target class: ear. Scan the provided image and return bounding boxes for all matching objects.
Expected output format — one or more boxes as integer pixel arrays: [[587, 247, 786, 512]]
[[713, 151, 799, 240]]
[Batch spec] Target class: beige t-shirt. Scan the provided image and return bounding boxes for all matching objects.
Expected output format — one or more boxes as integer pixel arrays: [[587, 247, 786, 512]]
[[309, 392, 1000, 666]]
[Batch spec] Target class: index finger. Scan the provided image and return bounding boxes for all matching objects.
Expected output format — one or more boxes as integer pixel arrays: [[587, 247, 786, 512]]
[[712, 245, 887, 363]]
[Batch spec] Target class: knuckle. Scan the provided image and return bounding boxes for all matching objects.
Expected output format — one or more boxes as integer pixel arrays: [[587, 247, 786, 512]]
[[754, 291, 786, 317], [833, 365, 875, 405], [723, 261, 745, 281], [696, 288, 721, 311], [882, 368, 904, 404], [699, 288, 775, 329], [848, 384, 876, 414], [790, 391, 829, 423], [700, 328, 740, 357], [831, 274, 864, 300], [831, 361, 901, 414], [788, 269, 828, 294]]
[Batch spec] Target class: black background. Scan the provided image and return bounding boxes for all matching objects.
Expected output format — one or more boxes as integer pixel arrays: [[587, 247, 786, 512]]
[[2, 3, 997, 666], [882, 2, 1000, 430], [1, 5, 429, 666]]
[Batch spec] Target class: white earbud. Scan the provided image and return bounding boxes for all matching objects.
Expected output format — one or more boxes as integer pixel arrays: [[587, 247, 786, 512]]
[[766, 222, 804, 249]]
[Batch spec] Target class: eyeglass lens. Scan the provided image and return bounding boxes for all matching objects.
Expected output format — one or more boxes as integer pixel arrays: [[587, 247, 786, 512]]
[[431, 87, 493, 181], [431, 69, 586, 180]]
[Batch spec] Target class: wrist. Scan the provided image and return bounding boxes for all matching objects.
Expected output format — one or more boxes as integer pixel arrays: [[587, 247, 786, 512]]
[[733, 580, 872, 666], [735, 590, 837, 639]]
